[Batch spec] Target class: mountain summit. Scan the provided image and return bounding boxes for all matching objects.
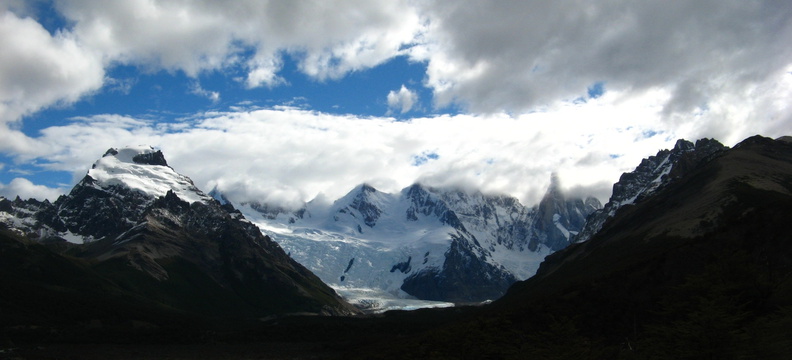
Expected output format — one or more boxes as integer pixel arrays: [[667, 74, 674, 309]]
[[1, 147, 358, 323]]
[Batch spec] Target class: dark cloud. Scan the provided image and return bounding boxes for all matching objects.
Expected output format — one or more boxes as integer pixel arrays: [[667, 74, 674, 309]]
[[419, 0, 792, 117]]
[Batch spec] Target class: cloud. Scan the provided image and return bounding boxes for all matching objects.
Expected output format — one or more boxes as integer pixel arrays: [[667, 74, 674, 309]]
[[8, 80, 791, 209], [0, 0, 424, 140], [414, 1, 792, 120], [189, 81, 220, 103], [8, 91, 693, 208], [53, 0, 424, 81], [4, 1, 790, 148], [0, 177, 66, 201], [245, 54, 284, 88], [387, 85, 418, 114], [2, 1, 792, 211], [0, 11, 104, 128]]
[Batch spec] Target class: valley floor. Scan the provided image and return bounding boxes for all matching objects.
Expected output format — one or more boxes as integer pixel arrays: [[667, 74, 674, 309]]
[[3, 306, 478, 360]]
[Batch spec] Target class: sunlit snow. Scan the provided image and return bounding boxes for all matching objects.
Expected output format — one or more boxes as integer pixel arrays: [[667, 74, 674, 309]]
[[88, 146, 212, 204]]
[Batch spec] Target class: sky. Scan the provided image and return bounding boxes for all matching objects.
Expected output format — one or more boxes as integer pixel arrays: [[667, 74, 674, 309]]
[[1, 0, 791, 209]]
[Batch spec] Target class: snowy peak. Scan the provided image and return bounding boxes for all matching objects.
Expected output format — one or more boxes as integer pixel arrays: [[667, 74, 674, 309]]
[[87, 146, 211, 204], [41, 147, 216, 240], [333, 183, 391, 228], [403, 184, 456, 224]]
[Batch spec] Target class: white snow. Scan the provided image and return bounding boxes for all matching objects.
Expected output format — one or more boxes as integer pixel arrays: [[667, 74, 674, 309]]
[[60, 231, 86, 244], [88, 146, 212, 204], [553, 213, 571, 240], [651, 155, 672, 183]]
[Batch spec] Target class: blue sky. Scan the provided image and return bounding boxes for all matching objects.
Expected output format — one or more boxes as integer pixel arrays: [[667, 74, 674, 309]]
[[1, 1, 791, 207]]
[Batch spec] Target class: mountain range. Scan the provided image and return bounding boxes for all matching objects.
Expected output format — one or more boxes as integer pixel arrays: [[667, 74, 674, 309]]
[[3, 135, 791, 359], [219, 172, 601, 305]]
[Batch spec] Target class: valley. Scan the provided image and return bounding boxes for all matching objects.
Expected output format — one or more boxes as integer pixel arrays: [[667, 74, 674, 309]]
[[2, 135, 792, 359]]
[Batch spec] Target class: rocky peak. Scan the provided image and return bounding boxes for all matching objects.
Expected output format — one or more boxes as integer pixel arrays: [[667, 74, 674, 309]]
[[533, 174, 602, 251], [99, 146, 169, 167], [335, 184, 387, 228], [403, 184, 462, 227], [574, 138, 728, 243], [673, 138, 694, 151]]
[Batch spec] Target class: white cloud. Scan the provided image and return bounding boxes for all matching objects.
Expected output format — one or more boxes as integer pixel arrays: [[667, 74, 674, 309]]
[[387, 85, 418, 114], [4, 1, 789, 150], [7, 80, 791, 209], [245, 54, 284, 88], [0, 177, 66, 201], [7, 92, 695, 208], [189, 81, 220, 103], [0, 11, 104, 134], [54, 0, 424, 81]]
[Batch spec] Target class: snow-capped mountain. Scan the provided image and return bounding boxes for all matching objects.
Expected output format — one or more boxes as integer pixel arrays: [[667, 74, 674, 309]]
[[0, 146, 357, 316], [232, 177, 601, 306], [574, 138, 727, 243]]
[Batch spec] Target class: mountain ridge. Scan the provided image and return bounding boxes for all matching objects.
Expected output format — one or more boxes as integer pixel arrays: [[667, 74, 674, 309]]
[[0, 147, 359, 323], [354, 134, 792, 359], [226, 177, 601, 305], [574, 137, 728, 243]]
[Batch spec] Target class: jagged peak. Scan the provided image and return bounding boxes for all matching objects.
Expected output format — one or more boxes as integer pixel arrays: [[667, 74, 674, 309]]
[[84, 146, 211, 204], [101, 145, 168, 167], [541, 172, 565, 203], [673, 139, 694, 152], [694, 137, 724, 148], [207, 186, 230, 205]]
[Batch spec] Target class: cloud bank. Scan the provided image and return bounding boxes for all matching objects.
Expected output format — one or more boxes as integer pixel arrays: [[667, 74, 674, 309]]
[[3, 90, 708, 206], [1, 1, 791, 207]]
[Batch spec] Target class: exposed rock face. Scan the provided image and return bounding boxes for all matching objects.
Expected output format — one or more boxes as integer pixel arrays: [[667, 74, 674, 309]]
[[574, 138, 727, 243], [401, 236, 518, 302], [532, 173, 601, 251]]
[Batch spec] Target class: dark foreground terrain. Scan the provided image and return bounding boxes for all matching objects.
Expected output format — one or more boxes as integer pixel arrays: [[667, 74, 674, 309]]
[[2, 305, 480, 359]]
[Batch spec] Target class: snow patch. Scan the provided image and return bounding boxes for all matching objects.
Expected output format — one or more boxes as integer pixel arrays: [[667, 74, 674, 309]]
[[553, 213, 570, 240]]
